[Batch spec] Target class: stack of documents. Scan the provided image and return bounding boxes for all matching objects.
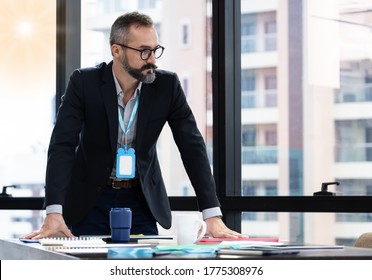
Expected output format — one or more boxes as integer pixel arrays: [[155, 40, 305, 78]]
[[216, 244, 344, 256]]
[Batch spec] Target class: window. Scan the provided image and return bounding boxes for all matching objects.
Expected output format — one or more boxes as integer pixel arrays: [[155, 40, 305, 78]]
[[241, 14, 256, 53], [335, 120, 372, 162], [264, 74, 277, 107], [180, 74, 192, 101], [180, 19, 192, 48], [238, 0, 372, 245], [0, 0, 56, 238], [138, 0, 157, 9], [4, 0, 372, 246], [241, 70, 256, 108], [264, 19, 276, 51]]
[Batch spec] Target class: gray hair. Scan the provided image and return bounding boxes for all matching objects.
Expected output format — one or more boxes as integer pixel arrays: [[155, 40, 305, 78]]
[[109, 11, 154, 46]]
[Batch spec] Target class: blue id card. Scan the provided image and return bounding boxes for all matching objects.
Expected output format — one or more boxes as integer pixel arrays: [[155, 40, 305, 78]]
[[116, 147, 136, 178]]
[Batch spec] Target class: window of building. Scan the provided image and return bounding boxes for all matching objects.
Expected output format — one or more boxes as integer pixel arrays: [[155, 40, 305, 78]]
[[241, 70, 256, 108], [264, 74, 277, 107], [180, 74, 192, 101], [264, 19, 276, 51], [179, 19, 192, 48], [241, 14, 256, 53], [138, 0, 158, 9]]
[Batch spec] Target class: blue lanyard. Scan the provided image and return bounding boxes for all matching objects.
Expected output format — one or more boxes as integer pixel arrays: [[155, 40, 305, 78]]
[[118, 96, 139, 147]]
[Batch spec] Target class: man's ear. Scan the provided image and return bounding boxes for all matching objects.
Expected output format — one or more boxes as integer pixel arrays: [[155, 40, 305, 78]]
[[111, 44, 121, 57]]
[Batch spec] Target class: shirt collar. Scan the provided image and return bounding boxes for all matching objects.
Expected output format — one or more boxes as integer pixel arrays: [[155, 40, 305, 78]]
[[112, 69, 142, 98]]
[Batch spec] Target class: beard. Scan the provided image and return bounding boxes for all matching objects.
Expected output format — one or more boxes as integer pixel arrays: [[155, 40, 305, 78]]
[[121, 57, 157, 84]]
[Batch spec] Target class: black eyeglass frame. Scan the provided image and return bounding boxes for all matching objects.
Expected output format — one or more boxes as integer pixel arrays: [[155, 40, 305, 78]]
[[115, 43, 165, 60]]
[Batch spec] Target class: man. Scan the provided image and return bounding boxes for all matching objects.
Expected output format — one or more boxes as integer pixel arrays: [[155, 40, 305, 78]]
[[23, 11, 242, 239]]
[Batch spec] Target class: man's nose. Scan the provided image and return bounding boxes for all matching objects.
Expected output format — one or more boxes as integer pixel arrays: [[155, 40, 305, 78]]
[[146, 51, 156, 63]]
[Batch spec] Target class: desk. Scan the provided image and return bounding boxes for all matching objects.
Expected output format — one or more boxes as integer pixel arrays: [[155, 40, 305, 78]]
[[2, 238, 372, 260], [0, 239, 79, 260]]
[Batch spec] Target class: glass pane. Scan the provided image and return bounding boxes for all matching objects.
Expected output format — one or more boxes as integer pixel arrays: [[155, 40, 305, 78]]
[[242, 212, 369, 246], [0, 210, 45, 239], [0, 0, 55, 238], [81, 0, 212, 199], [241, 0, 372, 242]]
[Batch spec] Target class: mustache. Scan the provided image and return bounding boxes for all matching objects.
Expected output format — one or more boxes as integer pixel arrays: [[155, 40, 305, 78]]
[[141, 64, 157, 71]]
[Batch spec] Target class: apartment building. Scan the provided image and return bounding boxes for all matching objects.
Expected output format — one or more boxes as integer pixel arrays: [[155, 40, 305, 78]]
[[237, 0, 372, 245]]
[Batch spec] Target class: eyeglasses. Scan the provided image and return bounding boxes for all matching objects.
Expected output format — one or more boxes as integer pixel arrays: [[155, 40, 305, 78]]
[[116, 43, 165, 60]]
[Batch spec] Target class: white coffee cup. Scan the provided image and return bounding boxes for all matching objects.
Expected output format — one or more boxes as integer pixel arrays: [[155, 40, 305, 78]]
[[174, 213, 207, 245]]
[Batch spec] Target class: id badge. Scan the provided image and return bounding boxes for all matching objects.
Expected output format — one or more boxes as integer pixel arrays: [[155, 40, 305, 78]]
[[116, 147, 136, 178]]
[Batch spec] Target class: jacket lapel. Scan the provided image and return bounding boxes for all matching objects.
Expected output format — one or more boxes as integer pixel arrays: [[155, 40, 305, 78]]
[[101, 62, 118, 155], [136, 83, 155, 150]]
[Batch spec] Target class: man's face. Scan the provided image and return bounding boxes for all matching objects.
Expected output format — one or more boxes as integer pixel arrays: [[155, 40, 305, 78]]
[[120, 26, 159, 84]]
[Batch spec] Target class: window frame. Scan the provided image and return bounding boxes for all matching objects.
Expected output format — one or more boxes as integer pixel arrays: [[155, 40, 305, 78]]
[[2, 0, 372, 237]]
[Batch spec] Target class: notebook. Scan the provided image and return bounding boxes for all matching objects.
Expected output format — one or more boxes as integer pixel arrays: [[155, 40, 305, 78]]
[[38, 237, 106, 246]]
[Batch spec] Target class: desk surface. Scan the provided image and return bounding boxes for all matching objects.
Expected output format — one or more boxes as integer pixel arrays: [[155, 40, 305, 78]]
[[2, 238, 372, 260]]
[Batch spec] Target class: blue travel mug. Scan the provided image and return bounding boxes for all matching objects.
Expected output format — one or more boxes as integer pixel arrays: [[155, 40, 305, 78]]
[[110, 208, 132, 242]]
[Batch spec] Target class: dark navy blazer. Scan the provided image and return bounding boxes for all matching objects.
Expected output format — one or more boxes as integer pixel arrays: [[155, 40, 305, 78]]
[[44, 61, 220, 229]]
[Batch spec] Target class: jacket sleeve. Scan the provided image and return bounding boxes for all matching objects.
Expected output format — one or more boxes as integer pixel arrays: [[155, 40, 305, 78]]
[[167, 73, 221, 210], [44, 69, 86, 207]]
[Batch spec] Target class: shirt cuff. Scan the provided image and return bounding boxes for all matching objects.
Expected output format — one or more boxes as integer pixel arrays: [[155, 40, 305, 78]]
[[202, 207, 222, 220], [46, 204, 63, 215]]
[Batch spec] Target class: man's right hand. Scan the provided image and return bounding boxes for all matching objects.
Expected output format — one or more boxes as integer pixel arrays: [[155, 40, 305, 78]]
[[20, 213, 75, 239]]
